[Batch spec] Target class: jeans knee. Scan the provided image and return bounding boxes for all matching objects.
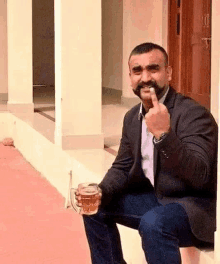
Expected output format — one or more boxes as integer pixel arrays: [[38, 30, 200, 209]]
[[139, 204, 184, 239], [138, 205, 170, 238], [139, 210, 159, 236]]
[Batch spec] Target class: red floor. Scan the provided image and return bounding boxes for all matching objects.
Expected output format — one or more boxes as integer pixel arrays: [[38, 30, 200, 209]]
[[0, 143, 91, 264]]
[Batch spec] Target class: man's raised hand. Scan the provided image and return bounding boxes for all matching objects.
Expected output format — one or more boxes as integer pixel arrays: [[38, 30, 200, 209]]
[[144, 88, 170, 139]]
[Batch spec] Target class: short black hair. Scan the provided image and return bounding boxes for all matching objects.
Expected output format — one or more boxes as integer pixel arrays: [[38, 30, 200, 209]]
[[129, 42, 168, 66]]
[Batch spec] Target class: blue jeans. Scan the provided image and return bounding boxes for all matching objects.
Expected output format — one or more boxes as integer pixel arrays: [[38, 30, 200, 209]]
[[83, 190, 197, 264]]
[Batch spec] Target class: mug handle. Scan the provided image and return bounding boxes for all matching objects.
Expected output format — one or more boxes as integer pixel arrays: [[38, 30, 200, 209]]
[[70, 188, 82, 214]]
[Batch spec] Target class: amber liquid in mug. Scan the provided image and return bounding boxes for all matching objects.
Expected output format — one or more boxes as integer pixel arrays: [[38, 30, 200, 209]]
[[80, 187, 100, 215]]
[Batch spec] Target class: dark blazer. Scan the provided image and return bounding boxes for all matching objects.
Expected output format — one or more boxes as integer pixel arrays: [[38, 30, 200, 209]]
[[99, 87, 218, 243]]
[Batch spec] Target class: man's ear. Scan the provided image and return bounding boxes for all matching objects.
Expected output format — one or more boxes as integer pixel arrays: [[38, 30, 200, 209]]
[[167, 66, 172, 81], [129, 72, 132, 87]]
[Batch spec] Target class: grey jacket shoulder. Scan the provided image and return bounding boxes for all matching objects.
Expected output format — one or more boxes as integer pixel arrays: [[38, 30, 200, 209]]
[[124, 103, 141, 118]]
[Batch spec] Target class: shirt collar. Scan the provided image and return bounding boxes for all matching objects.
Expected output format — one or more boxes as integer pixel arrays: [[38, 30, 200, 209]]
[[138, 87, 170, 120]]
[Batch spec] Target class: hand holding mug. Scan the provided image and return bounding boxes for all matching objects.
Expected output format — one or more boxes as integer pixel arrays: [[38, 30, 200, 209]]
[[71, 183, 102, 215]]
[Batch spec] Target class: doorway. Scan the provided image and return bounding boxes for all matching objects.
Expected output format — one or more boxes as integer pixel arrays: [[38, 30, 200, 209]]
[[168, 0, 211, 109], [32, 0, 55, 87], [32, 0, 55, 117]]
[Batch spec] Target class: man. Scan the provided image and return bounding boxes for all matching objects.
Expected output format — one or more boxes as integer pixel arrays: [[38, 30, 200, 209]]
[[80, 43, 218, 264]]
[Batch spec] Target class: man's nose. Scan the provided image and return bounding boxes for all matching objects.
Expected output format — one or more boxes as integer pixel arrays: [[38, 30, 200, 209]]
[[140, 70, 152, 82]]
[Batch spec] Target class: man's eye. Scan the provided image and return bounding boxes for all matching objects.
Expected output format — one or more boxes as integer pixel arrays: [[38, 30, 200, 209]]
[[134, 71, 141, 75], [147, 65, 160, 73], [132, 69, 141, 74]]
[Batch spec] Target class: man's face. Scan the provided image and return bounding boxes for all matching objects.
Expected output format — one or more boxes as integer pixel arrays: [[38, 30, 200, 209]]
[[129, 49, 172, 102]]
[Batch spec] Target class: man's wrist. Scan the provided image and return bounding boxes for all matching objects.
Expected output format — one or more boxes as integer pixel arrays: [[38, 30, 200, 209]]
[[154, 131, 170, 143]]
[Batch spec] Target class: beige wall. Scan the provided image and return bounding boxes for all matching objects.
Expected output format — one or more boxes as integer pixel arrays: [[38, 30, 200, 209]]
[[0, 0, 8, 94], [102, 0, 123, 91], [122, 0, 167, 99], [102, 0, 168, 94]]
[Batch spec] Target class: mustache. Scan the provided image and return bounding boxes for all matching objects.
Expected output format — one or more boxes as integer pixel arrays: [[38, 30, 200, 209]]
[[133, 80, 160, 96], [137, 80, 160, 91]]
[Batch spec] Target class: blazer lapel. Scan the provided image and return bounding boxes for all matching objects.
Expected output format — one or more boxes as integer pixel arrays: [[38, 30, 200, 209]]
[[163, 86, 176, 114], [128, 105, 143, 179], [134, 111, 142, 164]]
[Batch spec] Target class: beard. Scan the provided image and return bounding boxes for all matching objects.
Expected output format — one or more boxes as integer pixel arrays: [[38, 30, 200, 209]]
[[132, 80, 166, 100]]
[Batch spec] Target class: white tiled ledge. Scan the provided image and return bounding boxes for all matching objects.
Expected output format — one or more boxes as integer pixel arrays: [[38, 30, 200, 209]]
[[180, 247, 214, 264]]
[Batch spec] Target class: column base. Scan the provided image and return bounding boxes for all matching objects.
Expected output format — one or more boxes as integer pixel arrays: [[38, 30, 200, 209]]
[[62, 133, 104, 150], [7, 102, 34, 114]]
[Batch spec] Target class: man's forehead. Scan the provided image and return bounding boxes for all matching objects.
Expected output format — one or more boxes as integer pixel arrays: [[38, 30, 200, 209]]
[[129, 50, 165, 66]]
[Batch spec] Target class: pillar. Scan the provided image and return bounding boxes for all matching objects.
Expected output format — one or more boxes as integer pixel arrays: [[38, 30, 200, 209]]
[[211, 0, 220, 121], [54, 0, 103, 149], [7, 0, 33, 114], [0, 0, 8, 102], [213, 0, 220, 262]]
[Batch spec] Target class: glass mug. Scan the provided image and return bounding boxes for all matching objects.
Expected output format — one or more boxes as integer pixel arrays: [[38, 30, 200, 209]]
[[71, 183, 102, 215]]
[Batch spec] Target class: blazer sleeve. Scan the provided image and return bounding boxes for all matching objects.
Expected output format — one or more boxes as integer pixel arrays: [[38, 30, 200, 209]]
[[154, 101, 218, 191], [99, 111, 134, 205]]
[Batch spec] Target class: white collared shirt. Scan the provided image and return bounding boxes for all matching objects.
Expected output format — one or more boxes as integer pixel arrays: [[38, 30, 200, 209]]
[[140, 87, 169, 186]]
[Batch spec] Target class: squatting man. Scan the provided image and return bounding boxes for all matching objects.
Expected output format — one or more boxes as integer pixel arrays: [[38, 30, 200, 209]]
[[75, 42, 217, 264]]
